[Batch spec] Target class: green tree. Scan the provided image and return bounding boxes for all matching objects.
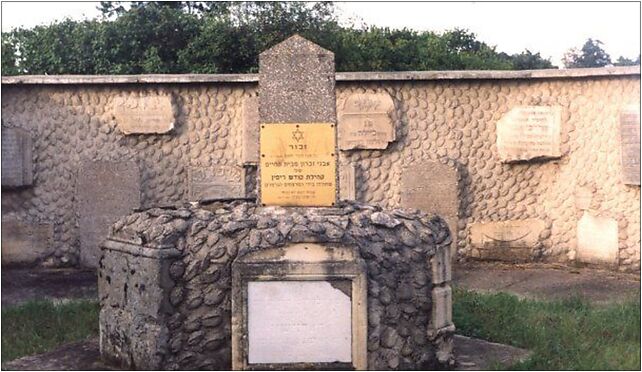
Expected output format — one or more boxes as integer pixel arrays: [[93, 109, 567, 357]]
[[563, 38, 611, 68], [614, 55, 640, 66], [1, 2, 555, 75]]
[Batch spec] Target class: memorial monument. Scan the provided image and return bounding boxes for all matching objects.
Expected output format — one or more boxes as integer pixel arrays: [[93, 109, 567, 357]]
[[98, 36, 455, 370]]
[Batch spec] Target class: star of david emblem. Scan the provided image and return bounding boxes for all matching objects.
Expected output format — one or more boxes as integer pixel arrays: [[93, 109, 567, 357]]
[[292, 128, 304, 142]]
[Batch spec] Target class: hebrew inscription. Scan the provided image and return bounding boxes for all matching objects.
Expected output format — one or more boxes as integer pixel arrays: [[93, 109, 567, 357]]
[[247, 281, 352, 364], [1, 127, 33, 187], [113, 93, 175, 134], [619, 106, 640, 185], [338, 92, 396, 150], [260, 123, 337, 206], [188, 165, 245, 202], [496, 106, 561, 162]]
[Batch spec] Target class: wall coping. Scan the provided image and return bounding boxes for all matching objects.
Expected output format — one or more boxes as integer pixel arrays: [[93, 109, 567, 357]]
[[1, 66, 639, 85]]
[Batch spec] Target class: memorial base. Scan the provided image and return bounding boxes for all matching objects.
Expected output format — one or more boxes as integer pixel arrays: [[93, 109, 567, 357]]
[[98, 201, 455, 370]]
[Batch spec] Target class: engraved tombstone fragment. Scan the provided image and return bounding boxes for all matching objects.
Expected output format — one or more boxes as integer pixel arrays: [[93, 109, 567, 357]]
[[241, 95, 260, 165], [1, 127, 33, 187], [496, 106, 562, 162], [188, 165, 246, 202], [339, 163, 357, 201], [113, 93, 175, 134], [77, 161, 140, 268], [338, 92, 396, 150], [619, 106, 640, 185], [469, 219, 546, 261], [401, 161, 458, 256]]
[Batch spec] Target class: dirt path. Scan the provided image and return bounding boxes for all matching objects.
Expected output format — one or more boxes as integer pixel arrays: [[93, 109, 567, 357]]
[[1, 268, 97, 307], [454, 261, 640, 303]]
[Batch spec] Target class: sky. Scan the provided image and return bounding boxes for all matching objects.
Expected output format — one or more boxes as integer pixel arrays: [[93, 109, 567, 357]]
[[1, 1, 640, 67]]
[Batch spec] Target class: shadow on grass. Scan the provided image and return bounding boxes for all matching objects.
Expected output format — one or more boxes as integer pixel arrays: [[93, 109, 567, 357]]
[[1, 299, 99, 364], [453, 287, 641, 370]]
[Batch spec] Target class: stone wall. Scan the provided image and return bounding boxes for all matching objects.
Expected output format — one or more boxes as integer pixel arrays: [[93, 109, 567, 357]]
[[2, 68, 640, 271], [98, 201, 454, 370]]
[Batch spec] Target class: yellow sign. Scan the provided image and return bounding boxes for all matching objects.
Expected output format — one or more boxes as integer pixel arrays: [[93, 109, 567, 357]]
[[260, 123, 337, 206]]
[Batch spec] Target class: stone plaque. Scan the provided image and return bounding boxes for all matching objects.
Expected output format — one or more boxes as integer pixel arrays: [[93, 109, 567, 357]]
[[188, 165, 246, 202], [576, 213, 618, 264], [241, 95, 260, 165], [260, 123, 336, 206], [496, 106, 562, 162], [619, 106, 640, 185], [1, 127, 33, 187], [232, 243, 367, 370], [470, 219, 546, 261], [339, 163, 356, 201], [247, 281, 352, 364], [1, 217, 53, 265], [401, 161, 458, 256], [338, 92, 396, 150], [77, 161, 140, 268], [113, 94, 175, 134]]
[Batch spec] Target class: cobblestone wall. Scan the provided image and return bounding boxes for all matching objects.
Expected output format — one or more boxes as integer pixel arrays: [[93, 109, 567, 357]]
[[2, 73, 639, 270]]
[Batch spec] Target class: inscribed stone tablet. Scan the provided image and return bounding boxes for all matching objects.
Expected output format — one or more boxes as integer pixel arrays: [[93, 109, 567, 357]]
[[1, 217, 53, 265], [401, 161, 458, 254], [188, 165, 246, 202], [339, 163, 356, 201], [1, 127, 33, 187], [576, 213, 618, 264], [247, 281, 352, 364], [241, 95, 260, 165], [77, 161, 140, 268], [469, 219, 546, 261], [619, 106, 640, 185], [338, 92, 396, 150], [496, 106, 561, 162], [113, 94, 175, 134], [260, 123, 336, 206]]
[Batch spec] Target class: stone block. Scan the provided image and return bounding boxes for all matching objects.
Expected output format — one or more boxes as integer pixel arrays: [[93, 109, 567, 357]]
[[241, 95, 260, 165], [431, 285, 452, 330], [576, 212, 618, 265], [401, 161, 458, 257], [188, 165, 246, 202], [619, 106, 640, 185], [1, 127, 33, 187], [259, 35, 335, 124], [1, 217, 53, 265], [431, 246, 451, 285], [77, 161, 140, 268], [113, 93, 175, 134], [469, 219, 546, 262], [496, 106, 561, 162], [339, 163, 356, 201], [338, 92, 396, 150]]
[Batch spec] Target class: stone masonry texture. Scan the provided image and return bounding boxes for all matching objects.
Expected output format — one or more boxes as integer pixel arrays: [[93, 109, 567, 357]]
[[1, 75, 640, 271], [99, 201, 454, 370]]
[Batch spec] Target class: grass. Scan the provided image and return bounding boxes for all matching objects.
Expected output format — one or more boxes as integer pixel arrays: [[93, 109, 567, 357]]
[[1, 299, 100, 363], [453, 288, 641, 370], [1, 291, 639, 370]]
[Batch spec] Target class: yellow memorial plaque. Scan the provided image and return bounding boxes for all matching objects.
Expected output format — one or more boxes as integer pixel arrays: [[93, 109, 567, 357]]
[[260, 123, 337, 206]]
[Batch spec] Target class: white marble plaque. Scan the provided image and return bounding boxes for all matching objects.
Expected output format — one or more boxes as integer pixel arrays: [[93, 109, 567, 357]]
[[496, 106, 562, 162], [247, 281, 352, 364], [619, 106, 640, 185]]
